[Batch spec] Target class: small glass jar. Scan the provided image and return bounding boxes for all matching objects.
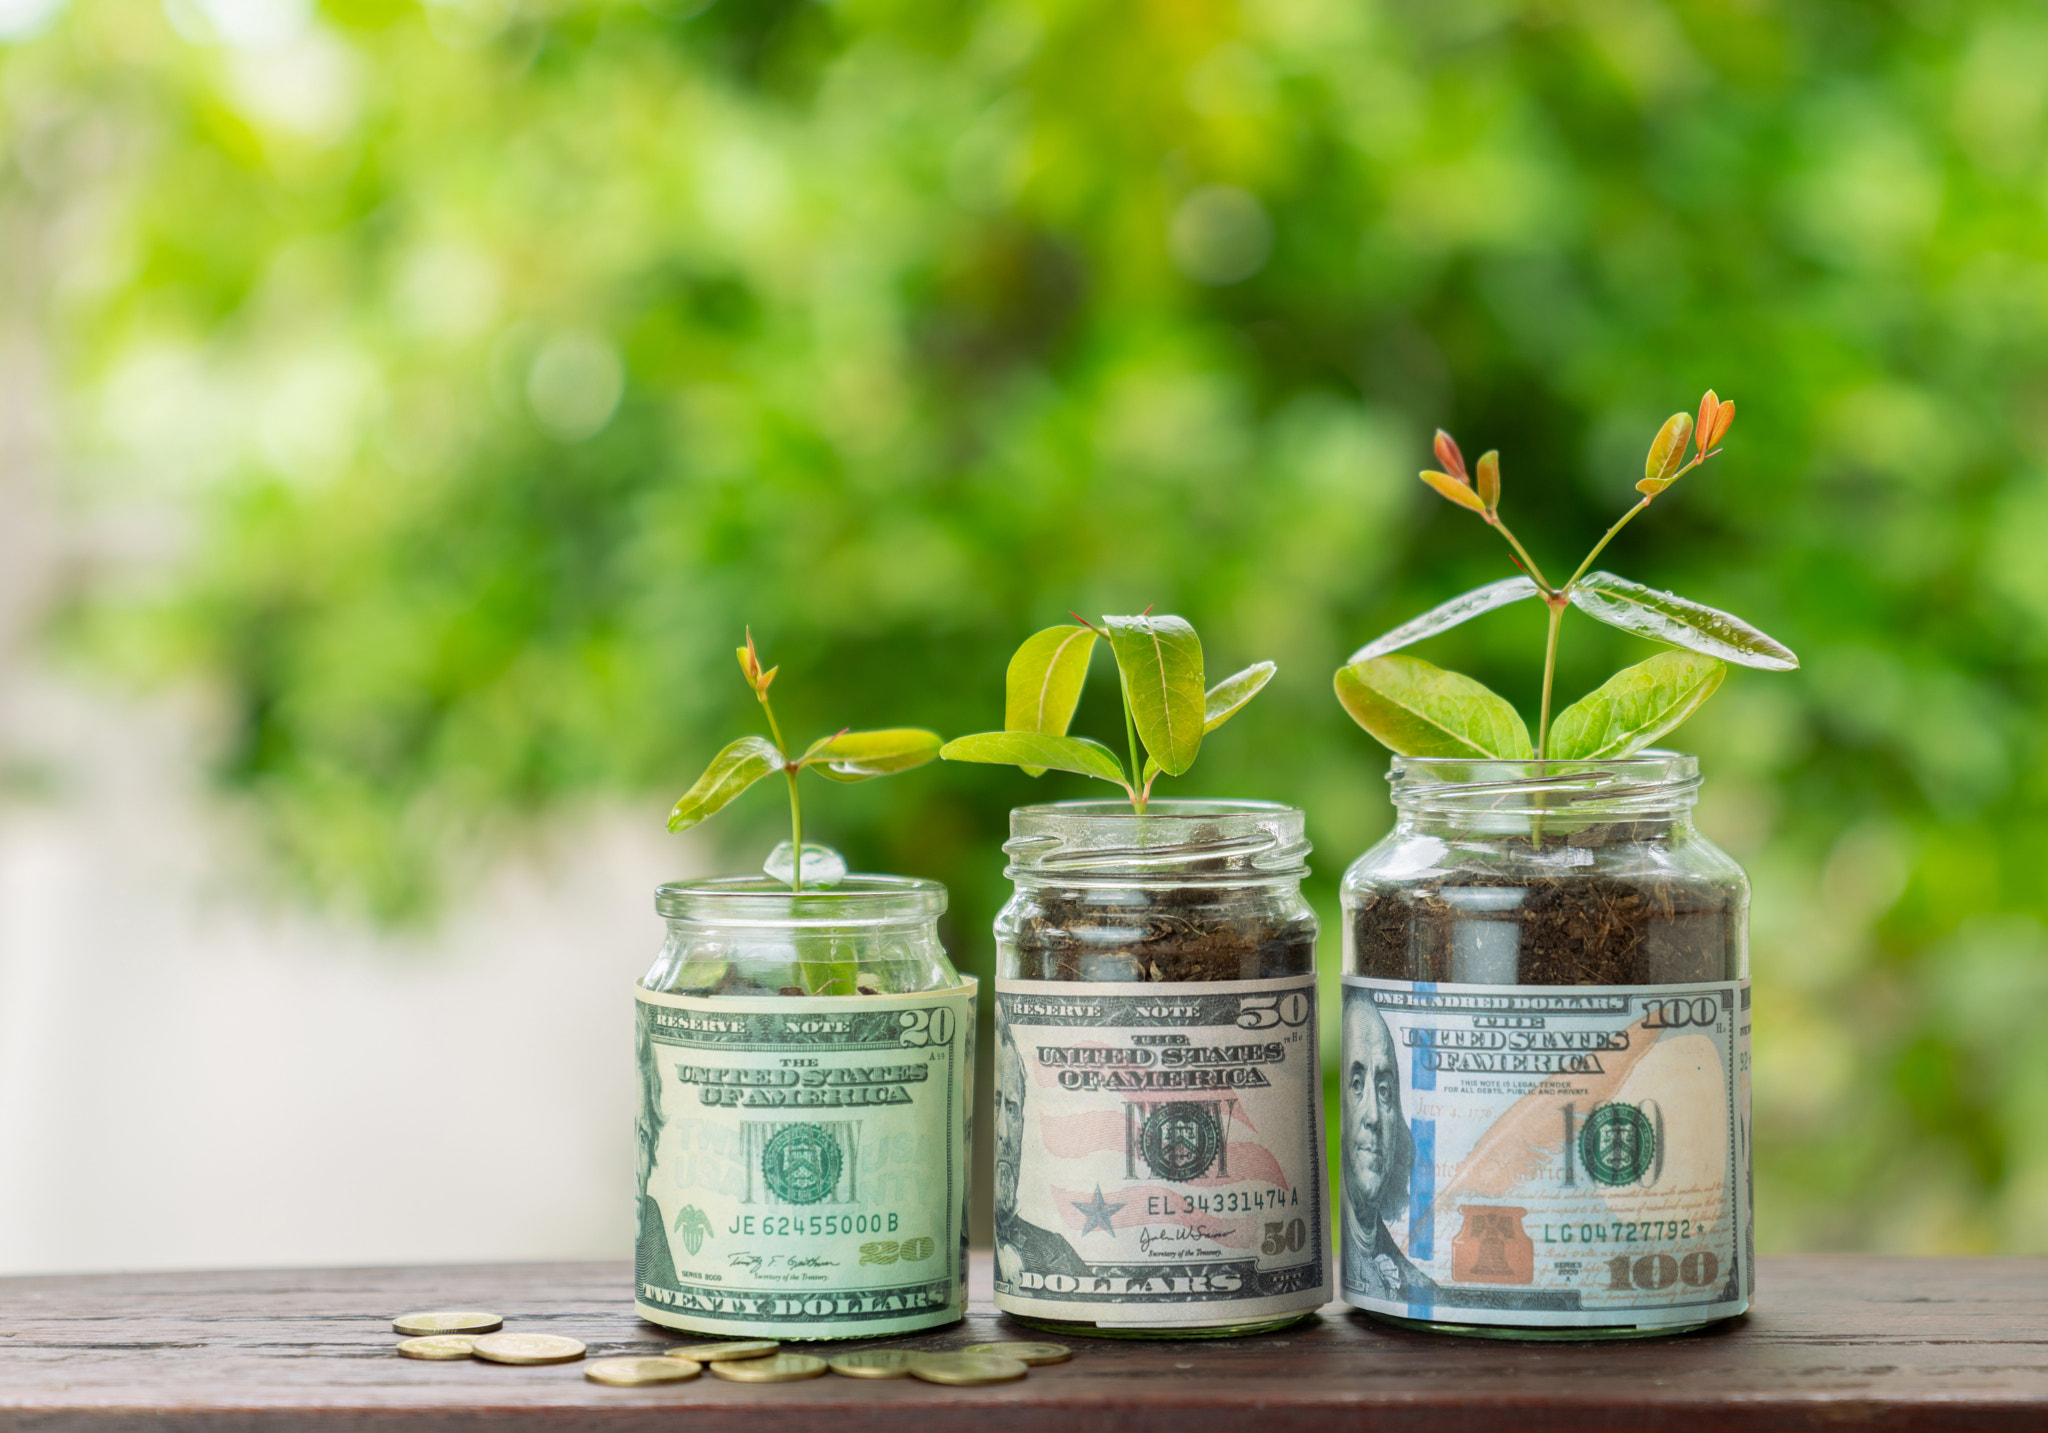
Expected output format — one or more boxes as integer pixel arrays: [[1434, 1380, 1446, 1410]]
[[635, 876, 974, 1339], [992, 800, 1330, 1338], [1338, 753, 1752, 1339]]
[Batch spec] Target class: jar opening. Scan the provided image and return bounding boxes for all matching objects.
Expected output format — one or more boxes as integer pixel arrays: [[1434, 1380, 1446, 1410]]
[[1389, 750, 1701, 820], [655, 874, 946, 928], [1005, 799, 1310, 883]]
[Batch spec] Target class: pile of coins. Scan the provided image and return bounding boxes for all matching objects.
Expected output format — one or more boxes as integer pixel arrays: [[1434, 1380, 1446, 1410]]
[[392, 1311, 588, 1368], [390, 1312, 1069, 1389]]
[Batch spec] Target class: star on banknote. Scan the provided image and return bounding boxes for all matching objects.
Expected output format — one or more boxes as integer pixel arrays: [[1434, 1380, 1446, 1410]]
[[1073, 1185, 1124, 1235]]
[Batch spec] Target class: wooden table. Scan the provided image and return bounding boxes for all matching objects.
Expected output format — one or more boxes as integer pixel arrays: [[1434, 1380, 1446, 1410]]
[[5, 1254, 2045, 1430]]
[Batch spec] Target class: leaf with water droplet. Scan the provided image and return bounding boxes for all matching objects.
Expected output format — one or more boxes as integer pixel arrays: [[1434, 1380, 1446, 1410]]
[[1568, 573, 1798, 670], [1347, 577, 1541, 664], [801, 728, 942, 782]]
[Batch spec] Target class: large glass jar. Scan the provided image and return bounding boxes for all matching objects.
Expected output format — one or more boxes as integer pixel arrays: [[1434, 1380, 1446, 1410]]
[[992, 800, 1330, 1338], [1338, 753, 1752, 1339], [635, 876, 975, 1339]]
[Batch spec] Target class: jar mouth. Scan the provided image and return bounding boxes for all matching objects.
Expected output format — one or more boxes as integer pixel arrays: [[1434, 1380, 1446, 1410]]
[[1005, 799, 1310, 882], [655, 874, 946, 927], [1390, 750, 1700, 816]]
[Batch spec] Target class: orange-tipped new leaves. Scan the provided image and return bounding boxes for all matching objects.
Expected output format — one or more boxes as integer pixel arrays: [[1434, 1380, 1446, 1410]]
[[1696, 390, 1735, 453], [736, 629, 778, 696], [1422, 468, 1488, 513], [1433, 428, 1468, 480], [1343, 386, 1795, 763]]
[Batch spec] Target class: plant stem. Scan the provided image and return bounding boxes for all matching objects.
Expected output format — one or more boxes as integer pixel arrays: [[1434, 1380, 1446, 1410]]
[[1119, 676, 1146, 814], [758, 692, 800, 892], [1563, 497, 1652, 591], [1488, 516, 1558, 593], [1536, 598, 1567, 759], [784, 767, 804, 893]]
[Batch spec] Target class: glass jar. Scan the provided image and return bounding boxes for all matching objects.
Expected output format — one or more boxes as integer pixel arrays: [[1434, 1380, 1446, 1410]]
[[1338, 753, 1752, 1339], [992, 800, 1330, 1338], [635, 876, 975, 1339]]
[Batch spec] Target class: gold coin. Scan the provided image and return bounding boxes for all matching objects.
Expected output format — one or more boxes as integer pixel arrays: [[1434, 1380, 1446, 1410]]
[[584, 1357, 702, 1386], [959, 1341, 1071, 1366], [663, 1339, 779, 1362], [909, 1353, 1029, 1386], [827, 1349, 920, 1379], [395, 1335, 477, 1360], [470, 1333, 588, 1366], [392, 1310, 503, 1336], [708, 1353, 829, 1383]]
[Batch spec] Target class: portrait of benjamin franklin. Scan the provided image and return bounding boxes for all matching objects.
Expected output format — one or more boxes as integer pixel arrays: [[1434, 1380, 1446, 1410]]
[[993, 1017, 1089, 1286], [1340, 991, 1437, 1304]]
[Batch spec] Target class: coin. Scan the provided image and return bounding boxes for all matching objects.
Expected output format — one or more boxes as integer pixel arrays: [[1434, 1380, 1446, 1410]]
[[663, 1339, 779, 1362], [391, 1310, 503, 1336], [708, 1353, 829, 1383], [584, 1356, 702, 1386], [395, 1335, 478, 1360], [908, 1353, 1029, 1386], [959, 1341, 1072, 1366], [827, 1349, 920, 1378], [470, 1333, 588, 1366]]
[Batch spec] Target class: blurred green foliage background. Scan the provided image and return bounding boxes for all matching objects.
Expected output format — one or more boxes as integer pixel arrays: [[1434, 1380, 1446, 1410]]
[[7, 0, 2048, 1253]]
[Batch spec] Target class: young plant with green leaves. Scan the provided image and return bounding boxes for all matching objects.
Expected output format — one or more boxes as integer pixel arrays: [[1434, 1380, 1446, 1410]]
[[940, 613, 1275, 812], [667, 631, 942, 889], [1337, 391, 1798, 761]]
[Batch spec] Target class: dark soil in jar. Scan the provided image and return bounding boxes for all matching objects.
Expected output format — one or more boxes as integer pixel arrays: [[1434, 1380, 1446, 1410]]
[[1350, 828, 1738, 986], [1012, 884, 1315, 981]]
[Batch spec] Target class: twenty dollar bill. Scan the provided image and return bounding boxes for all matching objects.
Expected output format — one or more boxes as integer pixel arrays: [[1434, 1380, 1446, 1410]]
[[635, 980, 975, 1338]]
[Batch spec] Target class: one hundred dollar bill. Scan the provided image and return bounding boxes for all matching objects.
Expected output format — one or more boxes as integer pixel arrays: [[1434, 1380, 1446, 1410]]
[[634, 980, 975, 1338], [1339, 977, 1752, 1328], [994, 975, 1330, 1327]]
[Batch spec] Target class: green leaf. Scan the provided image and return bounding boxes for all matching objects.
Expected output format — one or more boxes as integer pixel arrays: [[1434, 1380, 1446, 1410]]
[[1334, 655, 1533, 759], [1547, 651, 1727, 760], [1104, 613, 1204, 777], [667, 735, 784, 831], [1645, 411, 1693, 482], [1003, 624, 1098, 776], [801, 728, 943, 782], [1347, 577, 1540, 663], [1567, 572, 1799, 671], [1203, 660, 1276, 733], [939, 731, 1130, 786]]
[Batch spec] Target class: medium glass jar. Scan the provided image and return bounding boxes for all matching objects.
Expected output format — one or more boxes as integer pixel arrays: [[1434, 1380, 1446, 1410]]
[[635, 876, 974, 1339], [992, 800, 1330, 1338], [1338, 753, 1752, 1339]]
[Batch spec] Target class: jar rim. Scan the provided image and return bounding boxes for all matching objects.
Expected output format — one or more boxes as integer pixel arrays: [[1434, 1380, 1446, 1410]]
[[655, 874, 946, 926], [1005, 798, 1309, 882], [1010, 798, 1300, 821], [1388, 749, 1701, 815]]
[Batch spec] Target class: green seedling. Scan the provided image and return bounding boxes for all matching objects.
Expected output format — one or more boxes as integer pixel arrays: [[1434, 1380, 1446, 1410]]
[[941, 612, 1275, 812], [667, 630, 941, 890], [1336, 391, 1798, 761]]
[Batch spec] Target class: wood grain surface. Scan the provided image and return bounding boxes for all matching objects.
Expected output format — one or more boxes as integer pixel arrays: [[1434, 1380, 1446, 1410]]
[[4, 1254, 2045, 1431]]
